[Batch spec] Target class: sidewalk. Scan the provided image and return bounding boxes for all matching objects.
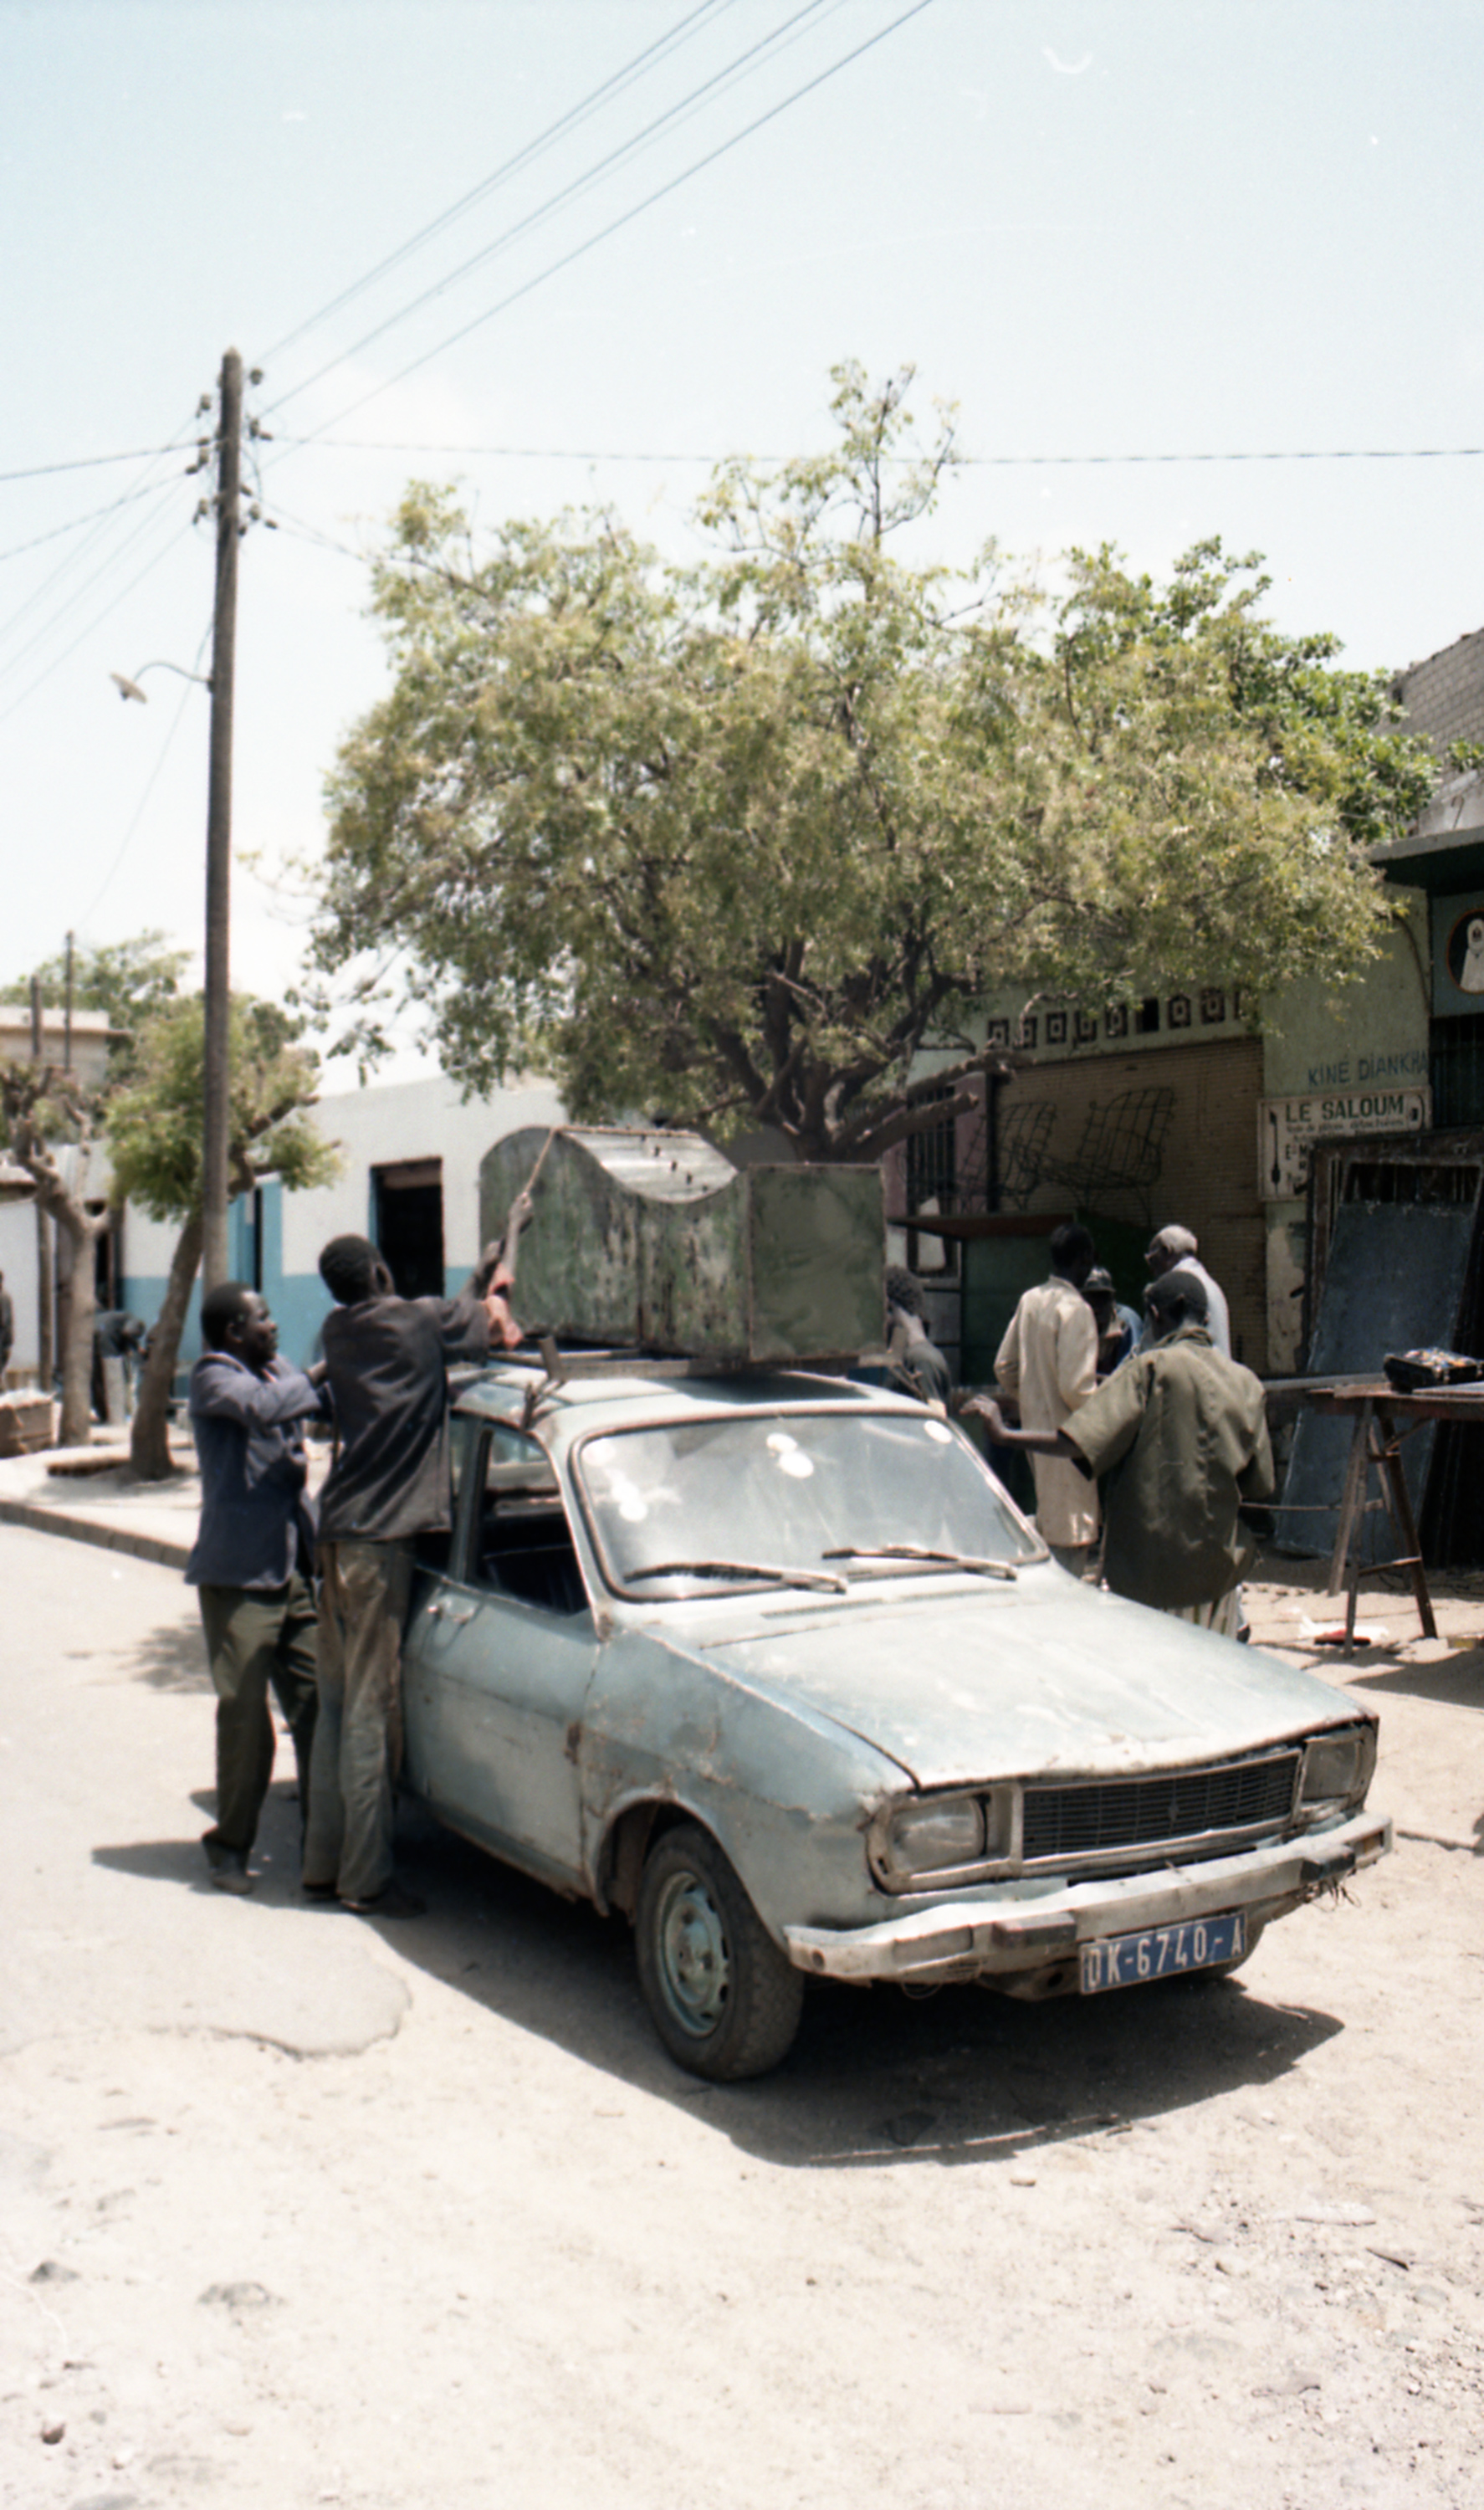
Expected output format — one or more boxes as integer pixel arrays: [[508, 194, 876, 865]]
[[0, 1425, 336, 1570], [0, 1432, 202, 1569]]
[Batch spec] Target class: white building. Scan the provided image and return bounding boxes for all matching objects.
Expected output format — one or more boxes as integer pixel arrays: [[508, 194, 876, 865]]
[[118, 1070, 565, 1371]]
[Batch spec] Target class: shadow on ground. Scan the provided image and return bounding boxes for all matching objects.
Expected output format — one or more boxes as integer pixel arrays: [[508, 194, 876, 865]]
[[93, 1780, 308, 1896], [324, 1803, 1347, 2173], [1342, 1651, 1484, 1713], [95, 1611, 1348, 2164], [95, 1608, 212, 1694], [89, 1788, 1346, 2165]]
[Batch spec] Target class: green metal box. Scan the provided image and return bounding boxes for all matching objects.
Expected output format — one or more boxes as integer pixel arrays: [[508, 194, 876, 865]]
[[479, 1127, 885, 1364]]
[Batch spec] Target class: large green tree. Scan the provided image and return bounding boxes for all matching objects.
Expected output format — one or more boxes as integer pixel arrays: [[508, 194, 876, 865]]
[[310, 364, 1439, 1160], [106, 997, 338, 1478]]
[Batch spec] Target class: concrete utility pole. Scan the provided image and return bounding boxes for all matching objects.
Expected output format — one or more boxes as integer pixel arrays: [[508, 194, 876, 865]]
[[29, 977, 54, 1391], [201, 348, 242, 1293]]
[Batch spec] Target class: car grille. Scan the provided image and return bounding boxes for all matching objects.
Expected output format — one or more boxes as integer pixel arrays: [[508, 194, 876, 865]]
[[1021, 1751, 1302, 1867]]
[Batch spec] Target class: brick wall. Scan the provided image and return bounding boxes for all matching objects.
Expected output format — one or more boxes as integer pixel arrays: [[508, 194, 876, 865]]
[[1394, 626, 1484, 754]]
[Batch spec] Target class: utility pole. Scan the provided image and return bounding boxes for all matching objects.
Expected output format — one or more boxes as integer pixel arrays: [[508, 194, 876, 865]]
[[201, 348, 242, 1292], [29, 977, 54, 1393]]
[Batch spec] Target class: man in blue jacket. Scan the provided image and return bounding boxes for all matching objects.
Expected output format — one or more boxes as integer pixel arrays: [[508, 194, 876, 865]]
[[186, 1282, 328, 1893]]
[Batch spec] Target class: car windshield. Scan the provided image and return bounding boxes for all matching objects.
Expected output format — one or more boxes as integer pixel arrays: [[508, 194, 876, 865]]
[[576, 1408, 1040, 1598]]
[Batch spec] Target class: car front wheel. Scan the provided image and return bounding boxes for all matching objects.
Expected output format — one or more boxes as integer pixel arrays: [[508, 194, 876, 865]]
[[635, 1822, 805, 2081]]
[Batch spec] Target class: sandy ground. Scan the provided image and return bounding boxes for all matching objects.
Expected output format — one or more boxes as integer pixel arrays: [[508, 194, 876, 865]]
[[1, 1528, 1481, 2510]]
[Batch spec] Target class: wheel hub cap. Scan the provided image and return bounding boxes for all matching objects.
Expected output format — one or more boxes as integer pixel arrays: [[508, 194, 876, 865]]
[[656, 1871, 730, 2035]]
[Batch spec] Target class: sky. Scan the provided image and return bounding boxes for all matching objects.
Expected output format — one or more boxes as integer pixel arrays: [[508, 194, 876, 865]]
[[3, 0, 1481, 1089]]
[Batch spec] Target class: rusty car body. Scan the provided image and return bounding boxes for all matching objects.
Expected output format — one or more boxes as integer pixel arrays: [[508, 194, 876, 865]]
[[401, 1362, 1390, 2079]]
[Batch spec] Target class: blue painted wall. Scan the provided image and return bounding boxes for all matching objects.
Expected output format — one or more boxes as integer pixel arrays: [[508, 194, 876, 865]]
[[121, 1181, 334, 1385], [120, 1196, 478, 1390]]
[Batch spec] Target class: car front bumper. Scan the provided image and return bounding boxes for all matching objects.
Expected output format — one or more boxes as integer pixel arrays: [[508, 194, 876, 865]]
[[780, 1810, 1392, 1985]]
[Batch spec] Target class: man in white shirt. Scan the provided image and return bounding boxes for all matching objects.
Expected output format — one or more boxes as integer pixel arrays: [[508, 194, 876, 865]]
[[990, 1222, 1100, 1575], [1143, 1223, 1231, 1359]]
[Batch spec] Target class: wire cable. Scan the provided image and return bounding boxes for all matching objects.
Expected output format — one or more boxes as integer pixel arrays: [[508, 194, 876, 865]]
[[261, 0, 842, 421], [269, 0, 939, 458], [0, 410, 201, 668], [258, 499, 366, 565], [0, 443, 198, 485], [78, 618, 213, 928], [0, 475, 184, 569], [0, 515, 194, 727], [272, 434, 1484, 468], [0, 484, 187, 674], [258, 0, 739, 367]]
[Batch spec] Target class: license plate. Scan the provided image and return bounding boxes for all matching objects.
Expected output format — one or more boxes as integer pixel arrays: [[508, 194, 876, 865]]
[[1079, 1910, 1246, 1994]]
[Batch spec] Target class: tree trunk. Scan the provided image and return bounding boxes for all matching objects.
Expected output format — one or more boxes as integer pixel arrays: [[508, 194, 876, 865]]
[[0, 1072, 116, 1450], [54, 1210, 103, 1447], [130, 1214, 203, 1481]]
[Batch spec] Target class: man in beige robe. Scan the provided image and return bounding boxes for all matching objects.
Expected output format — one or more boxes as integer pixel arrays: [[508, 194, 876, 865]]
[[990, 1223, 1100, 1575]]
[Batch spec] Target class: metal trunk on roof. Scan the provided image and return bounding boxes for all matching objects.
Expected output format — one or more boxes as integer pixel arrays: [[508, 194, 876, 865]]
[[479, 1126, 885, 1364]]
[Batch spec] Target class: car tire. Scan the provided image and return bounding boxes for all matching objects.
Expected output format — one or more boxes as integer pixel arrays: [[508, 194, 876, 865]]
[[635, 1822, 805, 2081]]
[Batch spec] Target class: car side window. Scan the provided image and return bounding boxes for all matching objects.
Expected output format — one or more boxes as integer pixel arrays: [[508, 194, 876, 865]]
[[473, 1427, 588, 1618]]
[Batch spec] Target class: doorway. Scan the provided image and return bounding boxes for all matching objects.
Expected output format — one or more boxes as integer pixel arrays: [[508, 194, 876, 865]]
[[373, 1159, 446, 1299]]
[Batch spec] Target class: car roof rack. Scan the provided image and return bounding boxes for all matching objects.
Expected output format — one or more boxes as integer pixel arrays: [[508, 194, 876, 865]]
[[451, 1335, 893, 1432], [513, 1335, 868, 1429]]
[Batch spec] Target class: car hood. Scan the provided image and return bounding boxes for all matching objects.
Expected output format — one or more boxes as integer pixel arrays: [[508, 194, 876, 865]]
[[698, 1570, 1357, 1789]]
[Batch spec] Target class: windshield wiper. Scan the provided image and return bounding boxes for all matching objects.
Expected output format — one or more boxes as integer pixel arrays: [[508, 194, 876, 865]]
[[626, 1558, 849, 1596], [822, 1544, 1018, 1582]]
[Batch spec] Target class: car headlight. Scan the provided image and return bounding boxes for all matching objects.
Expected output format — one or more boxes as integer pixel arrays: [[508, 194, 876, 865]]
[[1301, 1724, 1376, 1809], [883, 1793, 986, 1881]]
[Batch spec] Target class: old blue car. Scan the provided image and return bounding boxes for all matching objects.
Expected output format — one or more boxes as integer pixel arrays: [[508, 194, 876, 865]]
[[401, 1360, 1390, 2080]]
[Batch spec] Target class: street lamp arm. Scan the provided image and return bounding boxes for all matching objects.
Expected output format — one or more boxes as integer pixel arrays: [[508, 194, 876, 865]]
[[110, 659, 214, 703]]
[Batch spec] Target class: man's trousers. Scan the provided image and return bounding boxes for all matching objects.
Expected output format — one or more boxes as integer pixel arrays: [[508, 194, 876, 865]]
[[197, 1573, 319, 1857], [303, 1538, 415, 1906]]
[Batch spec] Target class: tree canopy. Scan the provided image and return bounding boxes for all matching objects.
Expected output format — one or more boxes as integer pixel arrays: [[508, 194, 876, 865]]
[[310, 363, 1439, 1161], [106, 995, 332, 1226], [18, 931, 190, 1083]]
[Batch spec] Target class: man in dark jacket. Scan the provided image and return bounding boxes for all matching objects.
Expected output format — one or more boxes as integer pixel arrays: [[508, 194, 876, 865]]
[[186, 1283, 328, 1893], [301, 1236, 514, 1918], [968, 1272, 1273, 1632]]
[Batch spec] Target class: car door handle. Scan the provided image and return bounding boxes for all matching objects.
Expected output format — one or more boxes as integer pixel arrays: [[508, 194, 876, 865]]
[[425, 1598, 477, 1625]]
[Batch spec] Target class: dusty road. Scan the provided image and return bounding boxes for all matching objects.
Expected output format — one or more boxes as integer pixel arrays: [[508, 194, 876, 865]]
[[2, 1526, 1481, 2510]]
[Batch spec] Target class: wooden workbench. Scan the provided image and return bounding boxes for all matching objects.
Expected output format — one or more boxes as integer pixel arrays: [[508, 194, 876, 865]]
[[1291, 1378, 1484, 1652]]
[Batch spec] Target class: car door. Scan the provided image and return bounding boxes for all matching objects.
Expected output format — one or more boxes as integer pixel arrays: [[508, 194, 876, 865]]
[[405, 1421, 599, 1891]]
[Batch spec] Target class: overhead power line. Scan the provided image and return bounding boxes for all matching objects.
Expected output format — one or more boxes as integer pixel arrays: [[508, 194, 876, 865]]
[[0, 515, 193, 725], [258, 0, 740, 366], [970, 444, 1484, 467], [0, 443, 195, 485], [0, 475, 183, 568], [267, 0, 939, 459], [261, 0, 845, 422], [258, 498, 366, 565], [273, 434, 1484, 469], [79, 617, 213, 928], [0, 410, 201, 675], [0, 479, 184, 668]]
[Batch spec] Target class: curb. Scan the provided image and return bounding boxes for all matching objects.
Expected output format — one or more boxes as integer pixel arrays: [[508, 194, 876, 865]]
[[0, 1497, 191, 1572]]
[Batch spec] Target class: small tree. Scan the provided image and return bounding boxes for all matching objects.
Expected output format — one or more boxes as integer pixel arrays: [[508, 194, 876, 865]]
[[0, 1063, 114, 1446], [19, 930, 191, 1081], [106, 997, 339, 1479]]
